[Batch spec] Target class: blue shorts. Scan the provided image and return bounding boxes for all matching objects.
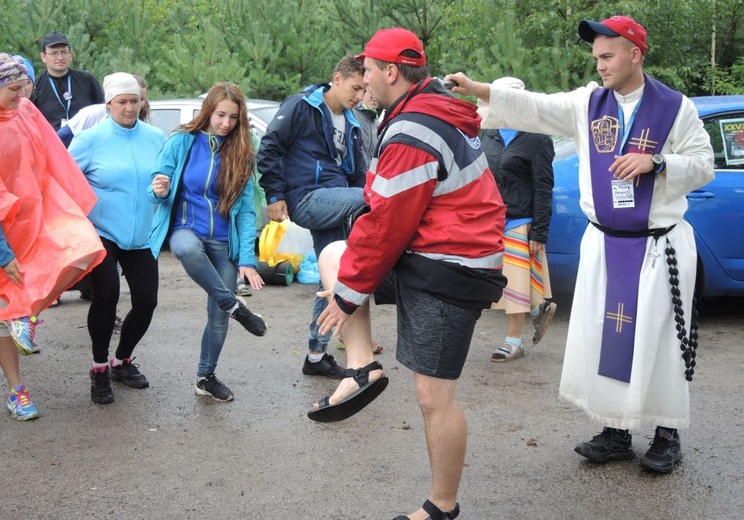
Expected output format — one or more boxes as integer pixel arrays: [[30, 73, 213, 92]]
[[375, 270, 481, 380]]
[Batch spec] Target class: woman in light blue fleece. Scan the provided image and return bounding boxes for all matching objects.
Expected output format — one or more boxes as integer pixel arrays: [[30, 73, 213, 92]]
[[69, 73, 165, 405], [148, 82, 266, 403]]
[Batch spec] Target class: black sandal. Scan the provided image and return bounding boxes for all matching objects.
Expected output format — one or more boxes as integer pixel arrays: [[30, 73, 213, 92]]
[[394, 500, 460, 520], [307, 361, 388, 423]]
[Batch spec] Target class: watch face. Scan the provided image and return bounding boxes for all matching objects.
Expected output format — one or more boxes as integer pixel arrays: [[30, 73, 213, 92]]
[[652, 154, 663, 166]]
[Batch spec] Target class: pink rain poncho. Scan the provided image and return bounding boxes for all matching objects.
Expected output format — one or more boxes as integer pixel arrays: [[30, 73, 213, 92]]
[[0, 98, 105, 319]]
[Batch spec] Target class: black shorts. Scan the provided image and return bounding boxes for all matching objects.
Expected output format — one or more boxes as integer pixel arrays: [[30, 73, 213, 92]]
[[375, 270, 481, 380]]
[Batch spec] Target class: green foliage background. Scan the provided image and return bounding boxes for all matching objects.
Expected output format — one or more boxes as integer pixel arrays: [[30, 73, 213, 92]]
[[3, 0, 743, 101]]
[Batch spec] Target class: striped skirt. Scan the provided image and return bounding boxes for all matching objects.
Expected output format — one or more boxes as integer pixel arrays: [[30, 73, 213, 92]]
[[492, 224, 552, 314]]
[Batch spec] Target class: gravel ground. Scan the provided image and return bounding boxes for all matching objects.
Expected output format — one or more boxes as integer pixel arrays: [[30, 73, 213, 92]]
[[2, 252, 742, 519]]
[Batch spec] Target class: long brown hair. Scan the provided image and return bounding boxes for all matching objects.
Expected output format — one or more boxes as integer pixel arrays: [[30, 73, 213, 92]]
[[132, 74, 150, 122], [181, 82, 254, 218]]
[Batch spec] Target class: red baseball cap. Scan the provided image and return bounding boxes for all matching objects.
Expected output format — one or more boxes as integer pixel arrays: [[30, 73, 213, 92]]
[[578, 16, 648, 54], [355, 27, 426, 67]]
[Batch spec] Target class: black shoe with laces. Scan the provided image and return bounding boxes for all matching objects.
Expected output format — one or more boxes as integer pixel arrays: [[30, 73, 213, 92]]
[[639, 427, 683, 473], [195, 374, 234, 402], [90, 367, 115, 404], [109, 358, 149, 389], [230, 302, 267, 336], [302, 353, 345, 379], [574, 427, 635, 462]]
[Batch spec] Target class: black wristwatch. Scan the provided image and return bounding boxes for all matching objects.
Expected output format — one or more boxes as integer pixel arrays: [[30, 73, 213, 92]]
[[651, 153, 666, 174]]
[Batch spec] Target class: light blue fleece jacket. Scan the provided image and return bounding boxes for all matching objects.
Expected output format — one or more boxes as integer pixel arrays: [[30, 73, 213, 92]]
[[147, 131, 258, 268], [69, 118, 165, 249]]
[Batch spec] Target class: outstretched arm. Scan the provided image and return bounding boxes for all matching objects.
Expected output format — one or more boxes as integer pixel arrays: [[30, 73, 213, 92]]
[[444, 72, 492, 103]]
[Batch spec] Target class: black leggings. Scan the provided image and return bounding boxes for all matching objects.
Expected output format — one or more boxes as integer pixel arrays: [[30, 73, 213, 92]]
[[88, 237, 159, 363]]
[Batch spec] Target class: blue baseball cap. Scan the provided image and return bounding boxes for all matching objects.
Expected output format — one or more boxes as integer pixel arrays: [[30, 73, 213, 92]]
[[12, 55, 35, 83]]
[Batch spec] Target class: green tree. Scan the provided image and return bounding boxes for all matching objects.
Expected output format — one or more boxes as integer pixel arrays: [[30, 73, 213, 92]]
[[2, 0, 744, 101]]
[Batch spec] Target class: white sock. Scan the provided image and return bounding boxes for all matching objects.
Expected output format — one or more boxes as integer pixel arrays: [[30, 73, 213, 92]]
[[111, 357, 125, 367], [307, 353, 324, 363], [92, 361, 109, 370], [229, 302, 239, 314]]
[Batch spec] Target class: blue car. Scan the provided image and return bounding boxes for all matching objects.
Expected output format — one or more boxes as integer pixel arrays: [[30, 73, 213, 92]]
[[546, 95, 744, 298]]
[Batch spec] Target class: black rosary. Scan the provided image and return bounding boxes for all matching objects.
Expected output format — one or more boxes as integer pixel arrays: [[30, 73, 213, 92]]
[[664, 237, 699, 381]]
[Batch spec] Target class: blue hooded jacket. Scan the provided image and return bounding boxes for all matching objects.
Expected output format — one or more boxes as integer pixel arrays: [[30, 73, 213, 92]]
[[147, 131, 258, 268], [256, 84, 365, 215]]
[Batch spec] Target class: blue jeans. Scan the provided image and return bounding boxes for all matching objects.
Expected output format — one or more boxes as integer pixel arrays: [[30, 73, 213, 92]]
[[291, 187, 365, 352], [169, 229, 238, 377]]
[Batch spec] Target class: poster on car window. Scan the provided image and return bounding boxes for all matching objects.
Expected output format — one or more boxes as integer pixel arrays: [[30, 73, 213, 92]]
[[720, 118, 744, 166]]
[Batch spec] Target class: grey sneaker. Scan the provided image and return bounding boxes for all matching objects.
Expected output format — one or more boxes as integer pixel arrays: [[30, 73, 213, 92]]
[[195, 374, 234, 402], [574, 427, 635, 463], [235, 277, 252, 297], [532, 301, 557, 345]]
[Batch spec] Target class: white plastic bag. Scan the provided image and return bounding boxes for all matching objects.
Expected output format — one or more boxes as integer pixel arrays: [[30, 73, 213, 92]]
[[276, 222, 314, 257]]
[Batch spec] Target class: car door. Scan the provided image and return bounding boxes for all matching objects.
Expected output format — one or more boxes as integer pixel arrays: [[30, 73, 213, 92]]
[[149, 106, 183, 136], [684, 109, 744, 295]]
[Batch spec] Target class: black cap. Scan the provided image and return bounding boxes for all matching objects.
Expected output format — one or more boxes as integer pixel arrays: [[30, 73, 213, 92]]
[[41, 32, 69, 51]]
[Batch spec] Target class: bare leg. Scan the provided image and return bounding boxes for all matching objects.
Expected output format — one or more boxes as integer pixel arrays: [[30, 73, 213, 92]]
[[0, 335, 21, 390], [405, 373, 463, 519], [506, 311, 525, 339], [31, 266, 87, 316], [314, 241, 382, 406]]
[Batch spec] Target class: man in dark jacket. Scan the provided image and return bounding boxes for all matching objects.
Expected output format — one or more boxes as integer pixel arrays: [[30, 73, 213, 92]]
[[257, 55, 366, 379], [32, 32, 104, 131]]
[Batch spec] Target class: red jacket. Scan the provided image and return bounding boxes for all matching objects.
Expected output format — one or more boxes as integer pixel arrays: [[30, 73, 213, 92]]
[[335, 78, 506, 307]]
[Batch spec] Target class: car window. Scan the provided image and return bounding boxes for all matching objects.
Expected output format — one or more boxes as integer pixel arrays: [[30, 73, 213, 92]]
[[703, 112, 744, 170], [249, 106, 280, 138], [251, 106, 279, 124], [150, 109, 182, 136]]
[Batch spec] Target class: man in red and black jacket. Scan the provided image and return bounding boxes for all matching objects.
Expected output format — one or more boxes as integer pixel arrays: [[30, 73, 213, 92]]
[[309, 27, 507, 520]]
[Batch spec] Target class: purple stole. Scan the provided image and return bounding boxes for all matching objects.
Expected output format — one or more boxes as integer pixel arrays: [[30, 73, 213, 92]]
[[588, 76, 682, 382]]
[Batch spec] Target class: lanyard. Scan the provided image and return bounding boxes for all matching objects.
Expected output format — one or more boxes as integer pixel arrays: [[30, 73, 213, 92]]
[[48, 75, 72, 119], [617, 97, 642, 153]]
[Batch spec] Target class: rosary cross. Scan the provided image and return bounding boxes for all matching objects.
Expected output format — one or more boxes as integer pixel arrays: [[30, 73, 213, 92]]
[[649, 248, 661, 268]]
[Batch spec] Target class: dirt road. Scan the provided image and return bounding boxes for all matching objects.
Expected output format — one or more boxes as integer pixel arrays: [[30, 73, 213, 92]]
[[2, 253, 742, 519]]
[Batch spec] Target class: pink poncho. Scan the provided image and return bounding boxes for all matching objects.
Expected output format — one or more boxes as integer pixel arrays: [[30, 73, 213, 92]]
[[0, 98, 105, 319]]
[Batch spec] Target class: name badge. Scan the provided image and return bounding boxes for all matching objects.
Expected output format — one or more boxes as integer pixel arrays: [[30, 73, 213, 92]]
[[60, 118, 69, 128], [611, 179, 635, 208]]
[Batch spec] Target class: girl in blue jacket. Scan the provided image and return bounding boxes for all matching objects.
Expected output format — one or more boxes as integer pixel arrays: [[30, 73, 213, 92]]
[[148, 82, 266, 402]]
